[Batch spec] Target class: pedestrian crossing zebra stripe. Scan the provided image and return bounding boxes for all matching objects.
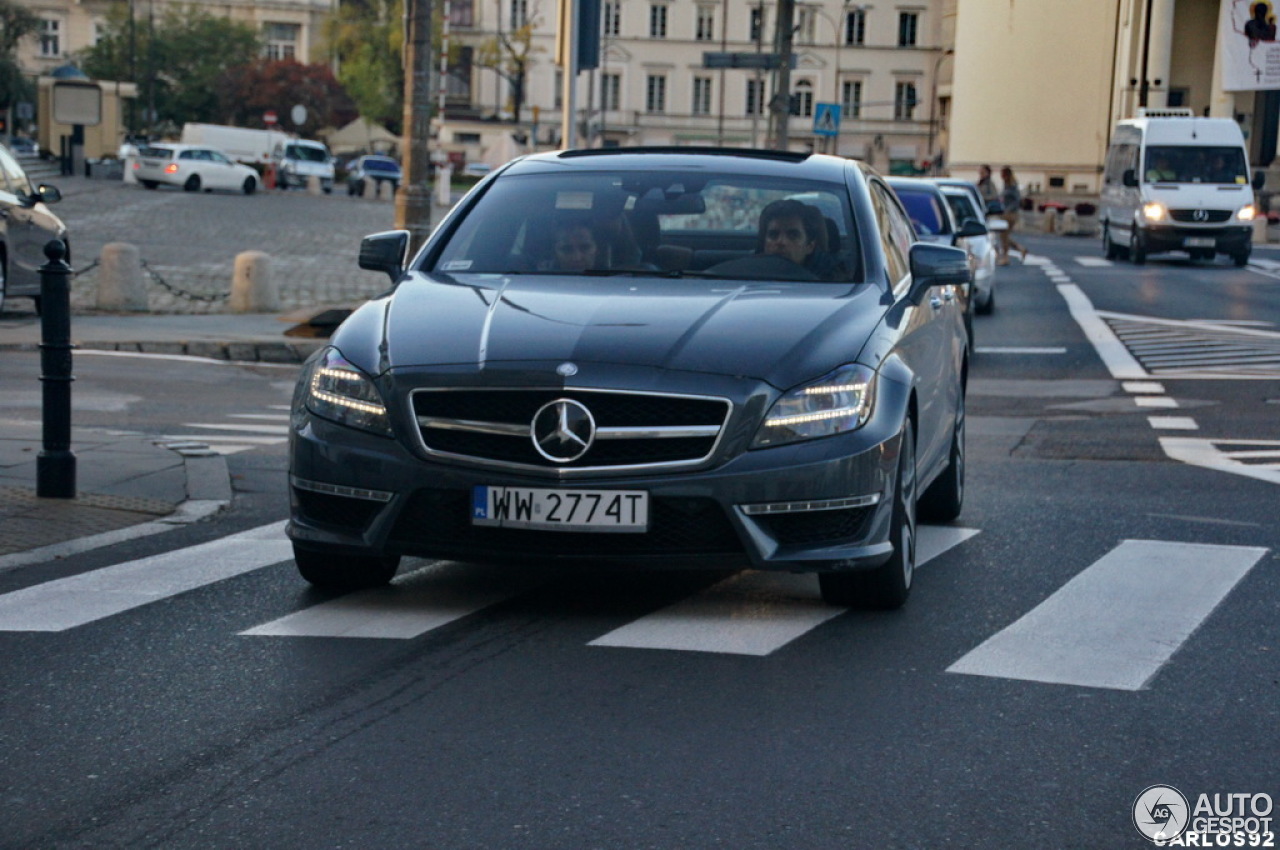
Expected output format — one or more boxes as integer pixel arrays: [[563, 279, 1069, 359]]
[[947, 540, 1267, 691], [1158, 437, 1280, 486]]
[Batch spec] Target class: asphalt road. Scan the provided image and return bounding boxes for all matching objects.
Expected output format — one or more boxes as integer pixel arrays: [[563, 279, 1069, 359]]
[[0, 215, 1277, 848]]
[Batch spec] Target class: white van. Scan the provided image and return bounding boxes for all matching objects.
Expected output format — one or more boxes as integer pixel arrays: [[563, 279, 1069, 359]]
[[273, 139, 335, 193], [1100, 109, 1263, 265]]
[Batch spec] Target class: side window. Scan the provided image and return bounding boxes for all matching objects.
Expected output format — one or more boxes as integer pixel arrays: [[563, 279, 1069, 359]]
[[870, 181, 910, 283]]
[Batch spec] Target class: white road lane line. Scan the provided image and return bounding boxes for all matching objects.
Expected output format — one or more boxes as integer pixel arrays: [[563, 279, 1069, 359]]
[[1056, 283, 1148, 379], [947, 540, 1267, 690], [975, 347, 1068, 355], [588, 526, 980, 656], [1159, 438, 1280, 485], [1148, 416, 1199, 430], [0, 521, 290, 632], [1134, 396, 1179, 408], [241, 562, 541, 639]]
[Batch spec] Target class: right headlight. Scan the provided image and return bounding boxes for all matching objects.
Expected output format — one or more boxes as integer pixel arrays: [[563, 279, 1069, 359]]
[[296, 347, 392, 436], [752, 364, 877, 448]]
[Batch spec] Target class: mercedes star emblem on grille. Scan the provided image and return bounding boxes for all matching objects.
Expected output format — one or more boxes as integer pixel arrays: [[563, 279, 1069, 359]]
[[531, 399, 596, 462], [1193, 208, 1209, 222]]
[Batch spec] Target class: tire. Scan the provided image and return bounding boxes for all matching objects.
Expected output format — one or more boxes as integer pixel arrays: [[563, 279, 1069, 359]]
[[293, 542, 400, 591], [1131, 227, 1147, 265], [242, 176, 257, 195], [819, 419, 918, 610], [347, 181, 358, 196], [141, 180, 158, 190], [1103, 223, 1121, 260], [919, 388, 965, 523], [975, 284, 995, 315], [183, 175, 201, 192], [1233, 248, 1250, 267]]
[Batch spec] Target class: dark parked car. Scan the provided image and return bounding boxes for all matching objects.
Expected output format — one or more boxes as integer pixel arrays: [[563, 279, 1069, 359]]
[[288, 148, 970, 609], [0, 142, 67, 315], [346, 154, 402, 195]]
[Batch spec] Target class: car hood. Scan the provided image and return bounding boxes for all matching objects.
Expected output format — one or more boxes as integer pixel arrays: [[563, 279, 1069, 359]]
[[362, 272, 888, 387]]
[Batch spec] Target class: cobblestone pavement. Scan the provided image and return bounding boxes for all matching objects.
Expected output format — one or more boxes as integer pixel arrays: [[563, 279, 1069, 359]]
[[52, 175, 430, 315]]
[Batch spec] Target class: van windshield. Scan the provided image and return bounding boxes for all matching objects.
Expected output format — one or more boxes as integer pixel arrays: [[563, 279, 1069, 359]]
[[1144, 146, 1248, 184]]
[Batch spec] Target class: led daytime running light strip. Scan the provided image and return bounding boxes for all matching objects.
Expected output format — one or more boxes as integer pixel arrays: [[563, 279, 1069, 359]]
[[311, 368, 386, 415], [765, 406, 864, 428]]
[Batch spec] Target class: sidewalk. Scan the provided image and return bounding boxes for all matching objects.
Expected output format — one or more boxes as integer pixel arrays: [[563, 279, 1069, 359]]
[[0, 313, 311, 570]]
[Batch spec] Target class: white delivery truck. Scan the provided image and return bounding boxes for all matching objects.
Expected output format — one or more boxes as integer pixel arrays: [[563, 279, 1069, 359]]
[[1100, 108, 1264, 266], [272, 138, 335, 193], [180, 123, 288, 168]]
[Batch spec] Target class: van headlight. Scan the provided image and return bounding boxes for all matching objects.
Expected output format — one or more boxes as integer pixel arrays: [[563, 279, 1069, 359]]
[[1238, 204, 1258, 222], [1142, 202, 1168, 222], [752, 365, 876, 448], [296, 347, 392, 436]]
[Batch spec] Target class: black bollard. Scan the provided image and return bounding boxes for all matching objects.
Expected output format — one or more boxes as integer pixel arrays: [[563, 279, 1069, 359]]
[[37, 239, 76, 499]]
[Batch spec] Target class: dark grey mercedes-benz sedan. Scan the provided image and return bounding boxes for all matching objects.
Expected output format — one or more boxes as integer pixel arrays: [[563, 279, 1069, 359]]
[[287, 148, 970, 609]]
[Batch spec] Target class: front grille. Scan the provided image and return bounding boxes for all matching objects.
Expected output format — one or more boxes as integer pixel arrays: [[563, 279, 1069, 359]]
[[412, 388, 731, 471], [1169, 209, 1232, 223], [755, 507, 873, 546], [387, 489, 744, 558], [294, 488, 386, 531]]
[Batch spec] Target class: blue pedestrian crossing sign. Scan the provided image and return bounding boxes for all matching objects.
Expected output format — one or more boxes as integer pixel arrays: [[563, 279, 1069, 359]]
[[813, 102, 841, 137]]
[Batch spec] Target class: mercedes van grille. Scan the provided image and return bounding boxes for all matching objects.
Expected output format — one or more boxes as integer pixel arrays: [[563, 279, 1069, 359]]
[[1169, 209, 1232, 224]]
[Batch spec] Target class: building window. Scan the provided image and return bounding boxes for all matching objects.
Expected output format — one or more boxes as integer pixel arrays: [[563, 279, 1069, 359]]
[[795, 80, 814, 118], [894, 81, 918, 120], [898, 12, 918, 47], [696, 6, 715, 41], [746, 78, 764, 115], [649, 5, 668, 39], [602, 73, 621, 110], [264, 23, 300, 61], [796, 8, 816, 45], [750, 7, 766, 44], [604, 1, 621, 37], [38, 18, 61, 57], [511, 0, 529, 30], [692, 77, 712, 115], [842, 80, 862, 118], [846, 8, 866, 46], [646, 74, 667, 112], [450, 1, 474, 28]]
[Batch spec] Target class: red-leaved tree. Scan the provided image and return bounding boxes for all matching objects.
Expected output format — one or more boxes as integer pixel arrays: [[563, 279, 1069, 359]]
[[215, 59, 358, 136]]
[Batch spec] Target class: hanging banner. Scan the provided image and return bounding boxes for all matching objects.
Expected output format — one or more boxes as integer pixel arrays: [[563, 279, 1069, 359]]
[[1221, 0, 1280, 90]]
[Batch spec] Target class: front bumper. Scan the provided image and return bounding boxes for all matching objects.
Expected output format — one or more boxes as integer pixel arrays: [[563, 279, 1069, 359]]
[[287, 399, 906, 575], [1139, 223, 1251, 254]]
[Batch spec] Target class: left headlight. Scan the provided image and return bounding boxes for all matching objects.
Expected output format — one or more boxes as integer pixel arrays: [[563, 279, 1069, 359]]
[[752, 364, 877, 448], [296, 347, 392, 436], [1142, 201, 1168, 222], [1237, 204, 1258, 222]]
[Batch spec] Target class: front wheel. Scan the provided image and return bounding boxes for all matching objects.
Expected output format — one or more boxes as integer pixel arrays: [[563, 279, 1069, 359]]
[[1103, 223, 1121, 260], [819, 419, 918, 610], [242, 176, 257, 195], [1233, 247, 1250, 267], [293, 543, 400, 591], [1131, 227, 1147, 265]]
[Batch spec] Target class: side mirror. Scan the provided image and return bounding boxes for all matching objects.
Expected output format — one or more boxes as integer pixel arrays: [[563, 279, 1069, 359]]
[[955, 218, 988, 239], [1253, 170, 1266, 191], [1122, 169, 1139, 188], [33, 184, 61, 205], [907, 243, 970, 305], [359, 229, 411, 283]]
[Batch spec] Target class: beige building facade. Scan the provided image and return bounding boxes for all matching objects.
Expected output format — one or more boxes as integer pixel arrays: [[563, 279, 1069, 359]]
[[948, 0, 1272, 198]]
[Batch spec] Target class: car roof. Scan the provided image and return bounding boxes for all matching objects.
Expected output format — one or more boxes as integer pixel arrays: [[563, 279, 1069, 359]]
[[503, 147, 865, 184]]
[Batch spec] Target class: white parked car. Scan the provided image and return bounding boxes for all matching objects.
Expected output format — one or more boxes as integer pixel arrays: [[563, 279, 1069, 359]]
[[935, 182, 998, 314], [132, 143, 260, 194]]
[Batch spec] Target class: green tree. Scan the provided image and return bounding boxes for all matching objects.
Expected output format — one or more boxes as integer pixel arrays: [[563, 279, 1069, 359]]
[[78, 3, 261, 130], [473, 14, 542, 125], [323, 0, 403, 132], [0, 0, 39, 112], [215, 59, 358, 135]]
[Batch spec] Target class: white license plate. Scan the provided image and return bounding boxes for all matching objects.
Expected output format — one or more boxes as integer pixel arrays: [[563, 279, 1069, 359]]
[[472, 486, 649, 532], [1184, 237, 1216, 248]]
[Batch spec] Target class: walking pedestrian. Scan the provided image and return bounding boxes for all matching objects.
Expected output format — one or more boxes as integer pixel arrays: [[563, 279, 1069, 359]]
[[997, 166, 1027, 264]]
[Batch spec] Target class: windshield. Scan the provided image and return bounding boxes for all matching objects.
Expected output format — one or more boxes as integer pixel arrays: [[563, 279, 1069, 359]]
[[894, 188, 952, 236], [1144, 145, 1248, 184], [430, 170, 862, 282], [942, 191, 981, 226], [287, 144, 330, 163]]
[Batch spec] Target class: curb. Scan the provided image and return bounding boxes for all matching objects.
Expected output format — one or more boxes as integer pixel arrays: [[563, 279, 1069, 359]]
[[0, 340, 324, 363]]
